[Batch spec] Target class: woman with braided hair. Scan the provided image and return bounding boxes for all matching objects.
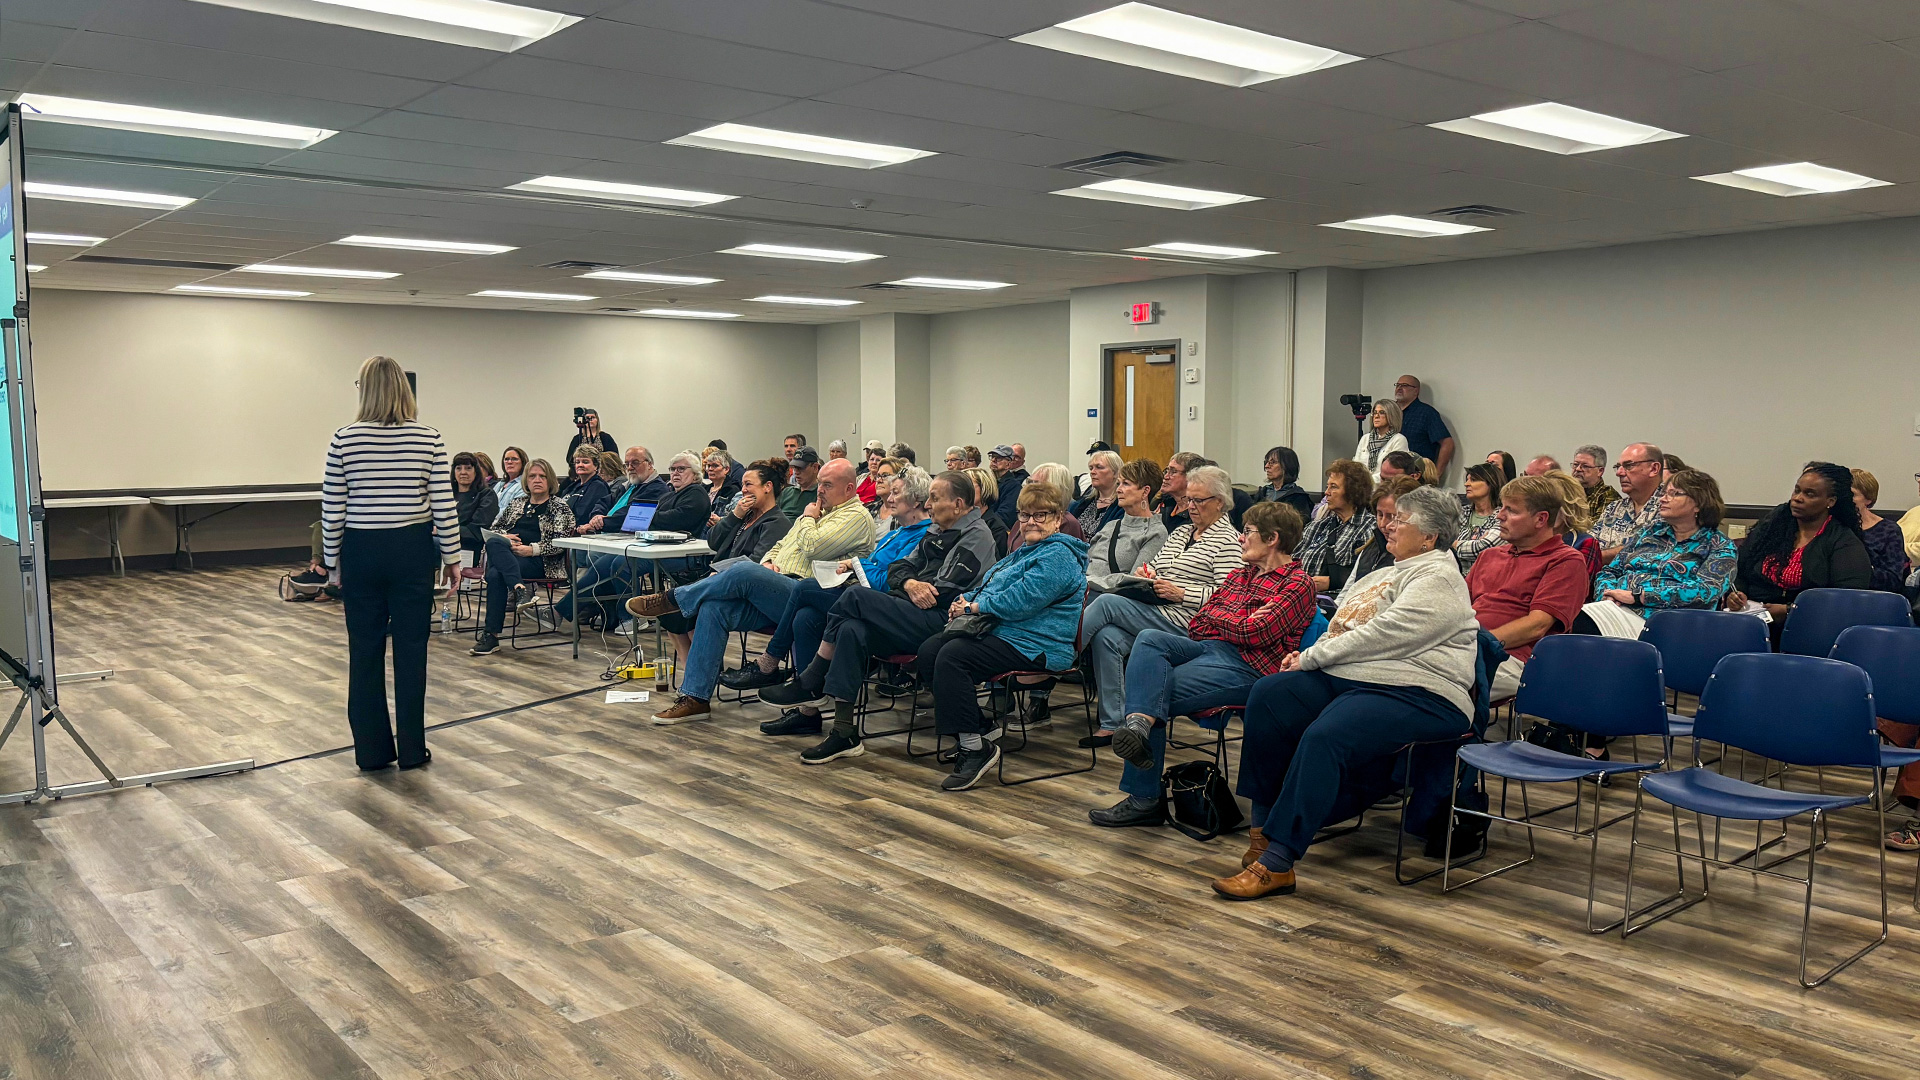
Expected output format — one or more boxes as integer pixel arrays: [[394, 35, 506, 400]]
[[1727, 462, 1871, 635]]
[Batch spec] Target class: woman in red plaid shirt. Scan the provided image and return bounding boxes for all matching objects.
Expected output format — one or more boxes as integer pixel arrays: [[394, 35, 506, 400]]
[[1092, 502, 1320, 828]]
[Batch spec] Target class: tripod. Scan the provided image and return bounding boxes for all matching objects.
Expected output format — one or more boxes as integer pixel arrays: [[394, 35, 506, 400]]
[[0, 675, 253, 805]]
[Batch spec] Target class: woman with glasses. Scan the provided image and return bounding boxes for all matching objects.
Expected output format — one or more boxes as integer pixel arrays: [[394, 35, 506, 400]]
[[1578, 468, 1737, 638], [1297, 460, 1376, 594], [1353, 400, 1409, 481], [1254, 446, 1316, 522], [493, 446, 528, 508]]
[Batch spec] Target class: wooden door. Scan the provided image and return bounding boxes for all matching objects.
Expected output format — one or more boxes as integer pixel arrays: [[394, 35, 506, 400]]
[[1107, 349, 1177, 468]]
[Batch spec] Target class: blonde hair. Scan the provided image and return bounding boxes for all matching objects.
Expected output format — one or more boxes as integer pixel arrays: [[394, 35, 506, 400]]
[[964, 465, 998, 505], [355, 355, 416, 425], [1541, 471, 1593, 532], [1851, 468, 1880, 507], [1504, 474, 1577, 532], [596, 452, 623, 481], [521, 458, 560, 497], [1027, 462, 1074, 504]]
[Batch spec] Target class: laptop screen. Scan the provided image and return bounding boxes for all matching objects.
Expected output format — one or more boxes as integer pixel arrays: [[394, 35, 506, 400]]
[[620, 501, 658, 532]]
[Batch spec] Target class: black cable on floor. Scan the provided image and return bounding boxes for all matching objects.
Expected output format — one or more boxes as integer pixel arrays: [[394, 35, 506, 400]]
[[255, 682, 611, 769]]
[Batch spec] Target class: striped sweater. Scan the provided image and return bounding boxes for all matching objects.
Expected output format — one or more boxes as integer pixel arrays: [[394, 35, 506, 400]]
[[320, 421, 460, 567]]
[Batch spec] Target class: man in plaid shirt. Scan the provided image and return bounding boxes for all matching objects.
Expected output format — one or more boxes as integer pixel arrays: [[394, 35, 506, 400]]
[[1092, 502, 1320, 828]]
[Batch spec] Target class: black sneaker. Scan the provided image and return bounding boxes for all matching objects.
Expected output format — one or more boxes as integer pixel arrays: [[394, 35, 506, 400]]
[[1027, 699, 1052, 724], [758, 679, 825, 707], [720, 664, 790, 691], [759, 709, 823, 736], [941, 743, 1000, 791], [1088, 795, 1166, 828], [800, 730, 864, 764], [291, 569, 328, 585], [469, 633, 500, 656]]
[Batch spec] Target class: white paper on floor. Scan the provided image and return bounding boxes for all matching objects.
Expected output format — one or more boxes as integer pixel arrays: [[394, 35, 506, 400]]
[[606, 690, 651, 703]]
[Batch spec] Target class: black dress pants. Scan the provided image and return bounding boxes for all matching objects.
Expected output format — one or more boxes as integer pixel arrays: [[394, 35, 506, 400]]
[[341, 523, 439, 769], [820, 587, 948, 702], [916, 631, 1040, 737]]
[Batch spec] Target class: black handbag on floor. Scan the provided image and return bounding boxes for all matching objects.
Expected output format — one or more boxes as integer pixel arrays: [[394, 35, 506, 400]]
[[1161, 759, 1244, 842]]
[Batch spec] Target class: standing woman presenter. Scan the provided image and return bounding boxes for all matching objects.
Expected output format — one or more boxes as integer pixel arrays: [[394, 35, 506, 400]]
[[320, 356, 460, 770]]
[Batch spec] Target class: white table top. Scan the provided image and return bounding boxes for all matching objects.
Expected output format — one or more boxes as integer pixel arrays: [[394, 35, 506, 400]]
[[554, 535, 714, 560], [148, 491, 321, 506], [45, 496, 151, 508]]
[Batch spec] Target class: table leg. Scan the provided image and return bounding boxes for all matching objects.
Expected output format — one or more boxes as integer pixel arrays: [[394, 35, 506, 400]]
[[172, 506, 192, 571], [106, 507, 124, 578], [568, 549, 579, 660]]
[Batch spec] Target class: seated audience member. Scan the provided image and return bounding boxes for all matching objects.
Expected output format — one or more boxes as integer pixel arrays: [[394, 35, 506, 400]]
[[471, 460, 573, 656], [451, 452, 498, 557], [1157, 452, 1199, 532], [1469, 476, 1591, 705], [723, 468, 940, 700], [1254, 446, 1316, 522], [965, 466, 1009, 555], [600, 453, 631, 505], [856, 446, 889, 507], [472, 451, 499, 491], [703, 448, 740, 512], [1578, 468, 1736, 638], [827, 439, 849, 462], [917, 482, 1088, 791], [858, 440, 885, 471], [760, 473, 999, 758], [779, 446, 823, 518], [1570, 444, 1618, 520], [963, 444, 984, 469], [1852, 468, 1911, 591], [1297, 460, 1376, 594], [943, 446, 969, 472], [1900, 469, 1920, 568], [1355, 476, 1421, 581], [626, 459, 876, 724], [889, 442, 916, 465], [1082, 466, 1241, 741], [544, 450, 710, 630], [783, 434, 806, 462], [868, 457, 906, 527], [1071, 449, 1125, 533], [1095, 503, 1317, 827], [494, 445, 528, 507], [988, 443, 1029, 527], [1593, 442, 1667, 559], [575, 447, 666, 536], [540, 447, 662, 626], [1486, 450, 1517, 482], [1085, 460, 1169, 594], [1525, 455, 1559, 476], [1453, 462, 1505, 573], [651, 460, 791, 648], [561, 445, 612, 528], [1214, 486, 1477, 900], [1355, 400, 1410, 480], [1543, 470, 1602, 578], [1076, 441, 1114, 498], [566, 407, 618, 460], [1663, 453, 1688, 473], [1009, 464, 1086, 547], [1727, 462, 1871, 632], [709, 439, 746, 490]]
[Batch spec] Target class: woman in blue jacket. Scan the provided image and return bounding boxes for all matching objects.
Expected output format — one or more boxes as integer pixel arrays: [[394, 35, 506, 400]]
[[919, 482, 1088, 792]]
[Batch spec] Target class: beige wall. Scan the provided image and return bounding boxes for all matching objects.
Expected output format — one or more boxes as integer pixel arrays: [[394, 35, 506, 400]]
[[814, 320, 860, 456], [927, 302, 1071, 468]]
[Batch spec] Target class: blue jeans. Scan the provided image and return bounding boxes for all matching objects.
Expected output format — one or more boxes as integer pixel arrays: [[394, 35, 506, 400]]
[[1082, 592, 1173, 730], [557, 554, 697, 622], [766, 577, 844, 668], [1116, 631, 1260, 799], [679, 562, 798, 700]]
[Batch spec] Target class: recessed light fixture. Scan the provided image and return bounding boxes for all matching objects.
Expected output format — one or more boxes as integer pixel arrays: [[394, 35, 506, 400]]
[[235, 263, 400, 279], [578, 270, 722, 285], [16, 93, 335, 149], [750, 295, 863, 307], [1013, 2, 1360, 87], [171, 284, 312, 297], [335, 235, 516, 255], [507, 175, 735, 207], [25, 265, 46, 273], [1430, 102, 1684, 155], [1052, 178, 1260, 211], [180, 0, 580, 52], [720, 243, 883, 264], [24, 182, 195, 210], [1126, 242, 1273, 259], [1693, 162, 1891, 197], [472, 289, 595, 301], [25, 232, 105, 247], [1321, 215, 1491, 237], [667, 123, 935, 169], [637, 308, 741, 319], [885, 277, 1014, 290]]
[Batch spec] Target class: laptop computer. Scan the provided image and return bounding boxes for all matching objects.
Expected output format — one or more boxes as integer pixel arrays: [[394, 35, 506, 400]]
[[616, 500, 689, 543]]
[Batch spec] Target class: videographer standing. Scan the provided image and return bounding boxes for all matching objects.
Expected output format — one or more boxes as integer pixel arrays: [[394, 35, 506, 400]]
[[566, 407, 618, 461], [1391, 376, 1454, 478]]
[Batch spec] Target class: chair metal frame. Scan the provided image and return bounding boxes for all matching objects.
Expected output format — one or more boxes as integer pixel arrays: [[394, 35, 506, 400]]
[[985, 669, 1098, 786], [507, 578, 573, 651]]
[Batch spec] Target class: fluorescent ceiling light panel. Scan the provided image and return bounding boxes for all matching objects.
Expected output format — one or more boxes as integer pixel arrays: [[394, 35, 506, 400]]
[[1692, 162, 1891, 197], [24, 182, 194, 209], [885, 277, 1014, 290], [16, 93, 335, 149], [578, 270, 721, 285], [472, 289, 595, 301], [1126, 242, 1272, 259], [720, 243, 883, 263], [637, 308, 741, 319], [1321, 215, 1490, 237], [666, 123, 934, 169], [172, 284, 312, 297], [1431, 102, 1684, 155], [180, 0, 579, 52], [508, 175, 735, 207], [335, 234, 515, 254], [750, 295, 862, 307], [237, 263, 399, 279], [1013, 2, 1360, 87], [26, 232, 105, 247], [1052, 178, 1260, 211]]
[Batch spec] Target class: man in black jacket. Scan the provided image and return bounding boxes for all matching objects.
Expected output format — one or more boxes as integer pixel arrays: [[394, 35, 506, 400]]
[[988, 443, 1028, 529]]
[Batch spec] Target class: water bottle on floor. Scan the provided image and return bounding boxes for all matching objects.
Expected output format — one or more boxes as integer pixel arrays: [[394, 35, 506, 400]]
[[439, 597, 452, 634]]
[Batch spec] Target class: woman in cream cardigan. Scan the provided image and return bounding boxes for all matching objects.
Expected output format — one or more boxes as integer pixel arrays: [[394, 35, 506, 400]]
[[1353, 399, 1410, 481]]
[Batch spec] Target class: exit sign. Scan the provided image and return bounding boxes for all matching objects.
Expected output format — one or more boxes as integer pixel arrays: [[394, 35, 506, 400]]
[[1126, 302, 1160, 325]]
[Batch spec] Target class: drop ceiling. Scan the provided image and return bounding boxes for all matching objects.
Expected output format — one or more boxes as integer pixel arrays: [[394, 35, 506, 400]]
[[9, 0, 1920, 321]]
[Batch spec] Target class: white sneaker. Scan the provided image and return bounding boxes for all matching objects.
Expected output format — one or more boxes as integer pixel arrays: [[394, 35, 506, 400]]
[[617, 619, 635, 636]]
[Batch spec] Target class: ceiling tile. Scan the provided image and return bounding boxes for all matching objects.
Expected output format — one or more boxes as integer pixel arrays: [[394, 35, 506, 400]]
[[522, 21, 885, 98], [596, 0, 991, 69], [1387, 20, 1700, 100]]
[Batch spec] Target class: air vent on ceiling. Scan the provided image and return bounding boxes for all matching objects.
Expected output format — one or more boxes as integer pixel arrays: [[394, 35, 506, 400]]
[[596, 307, 639, 313], [545, 260, 621, 271], [857, 282, 907, 290], [1430, 204, 1521, 219], [1053, 151, 1182, 178], [75, 255, 241, 271]]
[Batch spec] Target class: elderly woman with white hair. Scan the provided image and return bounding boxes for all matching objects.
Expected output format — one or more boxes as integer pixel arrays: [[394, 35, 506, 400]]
[[1079, 464, 1243, 744], [1071, 449, 1126, 535], [1008, 463, 1086, 549], [1353, 399, 1410, 481], [1214, 484, 1478, 901], [532, 449, 711, 632]]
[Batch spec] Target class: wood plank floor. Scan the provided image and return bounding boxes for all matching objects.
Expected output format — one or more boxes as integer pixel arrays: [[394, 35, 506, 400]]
[[3, 568, 1918, 1079]]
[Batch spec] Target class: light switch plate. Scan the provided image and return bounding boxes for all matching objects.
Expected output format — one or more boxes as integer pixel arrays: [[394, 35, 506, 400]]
[[1187, 405, 1198, 420]]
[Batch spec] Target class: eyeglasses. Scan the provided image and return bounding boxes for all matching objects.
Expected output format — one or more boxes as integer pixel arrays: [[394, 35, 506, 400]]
[[1613, 459, 1657, 470], [1393, 382, 1416, 390], [1570, 461, 1602, 472], [668, 465, 694, 473], [1187, 494, 1221, 506], [1016, 511, 1057, 522]]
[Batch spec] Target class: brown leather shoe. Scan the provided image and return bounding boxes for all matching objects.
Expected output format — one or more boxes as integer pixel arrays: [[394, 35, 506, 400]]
[[651, 695, 709, 725], [1212, 863, 1296, 901], [1240, 826, 1268, 869], [626, 592, 679, 619]]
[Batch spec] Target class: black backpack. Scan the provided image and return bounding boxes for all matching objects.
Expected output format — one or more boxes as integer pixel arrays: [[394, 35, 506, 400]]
[[1161, 760, 1244, 842]]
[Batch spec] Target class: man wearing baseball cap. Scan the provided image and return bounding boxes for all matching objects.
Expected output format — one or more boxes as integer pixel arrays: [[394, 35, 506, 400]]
[[779, 445, 823, 518], [987, 443, 1027, 528]]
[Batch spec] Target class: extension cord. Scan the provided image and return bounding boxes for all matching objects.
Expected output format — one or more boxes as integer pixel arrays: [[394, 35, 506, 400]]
[[614, 665, 651, 681]]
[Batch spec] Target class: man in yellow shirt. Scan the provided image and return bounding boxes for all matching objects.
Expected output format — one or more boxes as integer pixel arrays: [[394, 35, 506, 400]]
[[630, 459, 875, 724], [1901, 470, 1920, 568]]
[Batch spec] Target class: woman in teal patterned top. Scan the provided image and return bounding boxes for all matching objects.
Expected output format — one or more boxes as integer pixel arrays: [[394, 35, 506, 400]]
[[1577, 469, 1737, 636]]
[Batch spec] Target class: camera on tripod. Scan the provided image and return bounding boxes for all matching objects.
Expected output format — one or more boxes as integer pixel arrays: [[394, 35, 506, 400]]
[[1339, 393, 1372, 421], [573, 406, 589, 429]]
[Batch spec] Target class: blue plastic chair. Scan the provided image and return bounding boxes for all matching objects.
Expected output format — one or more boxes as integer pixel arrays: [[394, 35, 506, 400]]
[[1640, 609, 1769, 741], [1779, 588, 1911, 658], [1624, 653, 1888, 988], [1442, 636, 1670, 933], [1830, 625, 1920, 908]]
